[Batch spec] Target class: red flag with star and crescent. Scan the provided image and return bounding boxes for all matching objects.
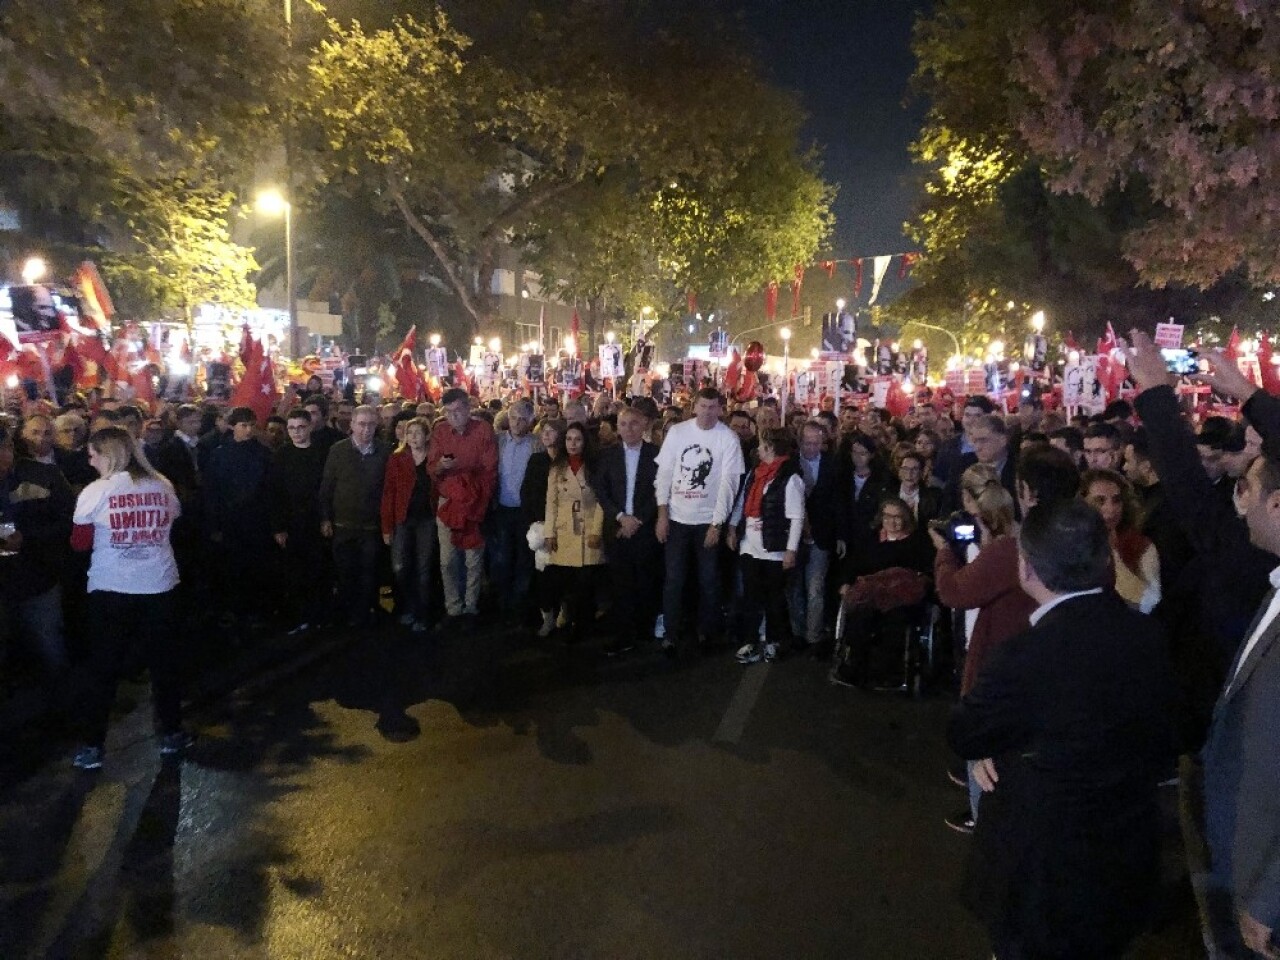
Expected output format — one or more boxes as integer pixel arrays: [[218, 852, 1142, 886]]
[[393, 327, 424, 401], [231, 334, 280, 421]]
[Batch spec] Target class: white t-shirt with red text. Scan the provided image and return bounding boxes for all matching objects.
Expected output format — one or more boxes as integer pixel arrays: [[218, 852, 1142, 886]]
[[74, 471, 181, 594]]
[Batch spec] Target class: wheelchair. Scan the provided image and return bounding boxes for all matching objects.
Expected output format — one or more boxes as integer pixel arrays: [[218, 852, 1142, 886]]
[[833, 596, 944, 697]]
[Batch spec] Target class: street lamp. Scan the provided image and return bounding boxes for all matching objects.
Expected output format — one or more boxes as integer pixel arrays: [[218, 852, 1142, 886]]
[[256, 188, 298, 358], [429, 333, 441, 348], [21, 256, 46, 285], [488, 337, 501, 354], [1030, 310, 1046, 333], [835, 298, 846, 312]]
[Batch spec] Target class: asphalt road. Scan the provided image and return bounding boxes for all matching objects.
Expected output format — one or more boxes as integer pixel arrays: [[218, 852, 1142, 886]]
[[0, 622, 1204, 959]]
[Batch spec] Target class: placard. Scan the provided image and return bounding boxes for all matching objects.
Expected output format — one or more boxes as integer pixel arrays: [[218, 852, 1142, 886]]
[[870, 376, 891, 409], [525, 354, 545, 386], [598, 342, 624, 379], [708, 329, 728, 358], [425, 347, 448, 378], [965, 368, 986, 396], [469, 344, 484, 367], [1154, 323, 1184, 349], [945, 369, 966, 396], [480, 352, 501, 382]]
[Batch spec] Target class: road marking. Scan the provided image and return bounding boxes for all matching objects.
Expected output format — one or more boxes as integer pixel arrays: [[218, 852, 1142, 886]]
[[712, 664, 771, 744]]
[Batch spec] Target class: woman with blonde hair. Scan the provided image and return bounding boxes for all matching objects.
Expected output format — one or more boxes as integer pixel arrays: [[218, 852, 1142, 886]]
[[69, 426, 186, 770], [381, 416, 436, 632], [930, 462, 1037, 833]]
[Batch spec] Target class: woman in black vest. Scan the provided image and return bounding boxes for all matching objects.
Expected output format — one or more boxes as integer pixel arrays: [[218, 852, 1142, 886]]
[[727, 428, 805, 664]]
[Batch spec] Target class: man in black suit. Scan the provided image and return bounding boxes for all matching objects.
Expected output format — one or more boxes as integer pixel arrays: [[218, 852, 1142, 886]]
[[945, 412, 1019, 516], [1128, 331, 1280, 958], [788, 420, 840, 649], [591, 404, 660, 656], [948, 499, 1176, 960]]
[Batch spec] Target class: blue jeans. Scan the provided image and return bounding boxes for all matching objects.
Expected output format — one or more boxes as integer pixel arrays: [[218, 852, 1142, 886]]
[[967, 759, 982, 822], [391, 518, 436, 621], [662, 521, 722, 642], [786, 543, 830, 643], [487, 505, 533, 613]]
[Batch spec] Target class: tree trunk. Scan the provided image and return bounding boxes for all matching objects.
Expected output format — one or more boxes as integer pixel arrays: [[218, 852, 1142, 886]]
[[586, 295, 603, 357]]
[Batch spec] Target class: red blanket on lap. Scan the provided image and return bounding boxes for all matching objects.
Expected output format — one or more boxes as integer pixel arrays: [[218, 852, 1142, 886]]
[[436, 473, 486, 550]]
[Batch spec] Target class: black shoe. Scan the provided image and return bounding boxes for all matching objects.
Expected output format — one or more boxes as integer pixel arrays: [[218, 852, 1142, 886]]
[[604, 639, 635, 658], [660, 637, 678, 659], [944, 811, 975, 835]]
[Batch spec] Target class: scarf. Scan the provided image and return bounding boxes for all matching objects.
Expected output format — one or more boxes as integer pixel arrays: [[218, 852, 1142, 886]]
[[745, 456, 789, 519], [568, 454, 584, 474]]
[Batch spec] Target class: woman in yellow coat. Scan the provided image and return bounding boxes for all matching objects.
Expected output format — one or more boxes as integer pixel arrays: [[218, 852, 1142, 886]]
[[543, 422, 604, 642]]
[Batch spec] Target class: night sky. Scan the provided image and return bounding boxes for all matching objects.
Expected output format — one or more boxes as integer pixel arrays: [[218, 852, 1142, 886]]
[[738, 0, 929, 260]]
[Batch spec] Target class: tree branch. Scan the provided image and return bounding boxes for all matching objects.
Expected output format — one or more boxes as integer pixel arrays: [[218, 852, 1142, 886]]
[[386, 173, 480, 327], [478, 176, 584, 244]]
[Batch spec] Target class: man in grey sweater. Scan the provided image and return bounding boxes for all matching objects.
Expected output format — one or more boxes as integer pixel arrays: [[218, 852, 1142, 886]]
[[319, 405, 390, 627]]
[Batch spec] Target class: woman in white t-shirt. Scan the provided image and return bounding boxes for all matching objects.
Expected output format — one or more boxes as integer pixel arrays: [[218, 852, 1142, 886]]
[[69, 426, 186, 771]]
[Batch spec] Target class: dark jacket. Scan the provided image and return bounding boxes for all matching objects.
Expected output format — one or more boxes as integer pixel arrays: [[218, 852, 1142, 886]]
[[841, 529, 933, 585], [55, 446, 97, 491], [836, 467, 890, 551], [591, 440, 658, 542], [204, 438, 273, 540], [945, 451, 1019, 518], [733, 458, 801, 554], [798, 451, 840, 551], [269, 442, 327, 537], [319, 438, 390, 534], [948, 591, 1177, 957], [1134, 384, 1275, 750], [520, 450, 555, 526], [0, 459, 74, 601]]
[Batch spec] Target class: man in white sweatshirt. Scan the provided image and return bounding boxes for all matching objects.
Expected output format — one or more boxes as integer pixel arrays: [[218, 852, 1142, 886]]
[[654, 387, 745, 654]]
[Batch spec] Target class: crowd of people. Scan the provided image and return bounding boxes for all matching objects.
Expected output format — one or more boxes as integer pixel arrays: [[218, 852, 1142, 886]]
[[2, 326, 1280, 957]]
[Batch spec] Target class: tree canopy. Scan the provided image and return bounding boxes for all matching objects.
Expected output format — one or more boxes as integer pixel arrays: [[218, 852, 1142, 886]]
[[895, 0, 1279, 352]]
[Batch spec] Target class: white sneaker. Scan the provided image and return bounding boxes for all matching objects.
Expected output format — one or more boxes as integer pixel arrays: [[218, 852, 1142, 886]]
[[537, 610, 555, 638], [763, 642, 779, 662], [736, 642, 762, 664], [654, 614, 665, 639]]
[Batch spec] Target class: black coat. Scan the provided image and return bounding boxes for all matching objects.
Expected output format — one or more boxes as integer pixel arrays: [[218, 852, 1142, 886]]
[[520, 451, 554, 526], [590, 441, 658, 542], [835, 467, 890, 551], [799, 452, 841, 551], [948, 591, 1177, 957]]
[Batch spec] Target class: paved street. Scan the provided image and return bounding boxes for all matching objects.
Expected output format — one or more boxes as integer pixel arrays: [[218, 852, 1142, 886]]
[[1, 624, 1203, 959]]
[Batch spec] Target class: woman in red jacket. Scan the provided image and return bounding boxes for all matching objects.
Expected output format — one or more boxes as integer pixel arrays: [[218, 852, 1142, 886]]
[[930, 465, 1036, 834], [381, 417, 435, 632]]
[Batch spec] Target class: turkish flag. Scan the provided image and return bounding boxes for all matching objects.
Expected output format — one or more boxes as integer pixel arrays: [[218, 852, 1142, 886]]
[[73, 262, 114, 331], [1260, 334, 1280, 395], [570, 309, 581, 354], [132, 366, 157, 413], [1096, 322, 1118, 357], [764, 281, 779, 321], [231, 336, 279, 421], [1225, 326, 1242, 363], [393, 328, 424, 401], [724, 348, 743, 392]]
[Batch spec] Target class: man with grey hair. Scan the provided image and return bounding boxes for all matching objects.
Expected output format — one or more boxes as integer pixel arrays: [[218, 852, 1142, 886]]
[[320, 404, 390, 627], [488, 398, 537, 619], [51, 411, 96, 490]]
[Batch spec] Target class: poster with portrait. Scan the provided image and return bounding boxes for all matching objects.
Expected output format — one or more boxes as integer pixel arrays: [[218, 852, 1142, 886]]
[[598, 342, 624, 380], [481, 352, 502, 383], [206, 361, 232, 401], [526, 354, 545, 386], [426, 347, 449, 379], [708, 329, 728, 358], [668, 361, 687, 389], [4, 285, 62, 344], [560, 356, 582, 392], [821, 310, 855, 357]]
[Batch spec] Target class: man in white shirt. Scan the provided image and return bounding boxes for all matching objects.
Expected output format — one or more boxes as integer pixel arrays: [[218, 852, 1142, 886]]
[[654, 387, 744, 654]]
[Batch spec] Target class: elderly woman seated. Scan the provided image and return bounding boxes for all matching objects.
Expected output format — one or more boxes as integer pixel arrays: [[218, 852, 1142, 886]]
[[831, 496, 935, 689]]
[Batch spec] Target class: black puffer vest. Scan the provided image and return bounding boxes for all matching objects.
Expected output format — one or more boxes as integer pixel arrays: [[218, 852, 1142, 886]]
[[739, 457, 800, 554]]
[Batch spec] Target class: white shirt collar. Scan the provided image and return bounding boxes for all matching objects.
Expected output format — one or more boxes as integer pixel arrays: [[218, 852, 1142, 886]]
[[1029, 588, 1104, 626]]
